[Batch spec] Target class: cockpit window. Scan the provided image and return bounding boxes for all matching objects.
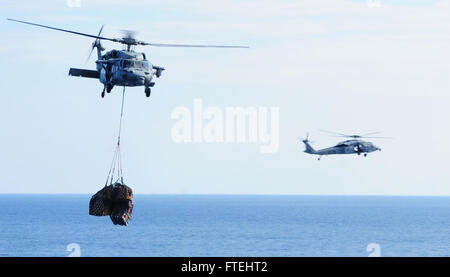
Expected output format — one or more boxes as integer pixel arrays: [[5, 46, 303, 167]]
[[120, 60, 149, 70], [141, 61, 150, 69], [121, 60, 134, 68], [133, 61, 150, 69]]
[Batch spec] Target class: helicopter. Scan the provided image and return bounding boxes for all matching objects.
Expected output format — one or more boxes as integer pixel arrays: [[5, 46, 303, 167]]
[[7, 18, 248, 98], [300, 130, 389, 160]]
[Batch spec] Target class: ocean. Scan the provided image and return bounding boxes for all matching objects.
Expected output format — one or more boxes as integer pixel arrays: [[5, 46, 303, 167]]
[[1, 194, 450, 257]]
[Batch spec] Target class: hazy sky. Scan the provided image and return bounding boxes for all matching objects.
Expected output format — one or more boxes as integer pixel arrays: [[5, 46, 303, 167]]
[[1, 0, 450, 195]]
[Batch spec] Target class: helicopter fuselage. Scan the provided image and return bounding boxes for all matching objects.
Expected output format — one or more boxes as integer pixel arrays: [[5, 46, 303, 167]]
[[69, 48, 165, 97], [98, 50, 154, 88], [303, 139, 381, 157]]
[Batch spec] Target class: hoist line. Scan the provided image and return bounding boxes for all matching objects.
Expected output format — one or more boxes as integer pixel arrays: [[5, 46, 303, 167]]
[[118, 86, 126, 144], [105, 86, 126, 186], [104, 144, 119, 186]]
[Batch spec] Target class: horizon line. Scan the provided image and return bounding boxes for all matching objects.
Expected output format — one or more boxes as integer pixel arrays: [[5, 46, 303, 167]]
[[1, 193, 450, 197]]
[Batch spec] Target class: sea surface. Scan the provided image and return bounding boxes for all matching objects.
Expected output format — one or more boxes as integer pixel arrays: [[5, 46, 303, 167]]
[[1, 194, 450, 257]]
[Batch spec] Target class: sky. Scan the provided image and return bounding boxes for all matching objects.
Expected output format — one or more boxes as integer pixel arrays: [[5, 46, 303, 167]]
[[1, 0, 450, 195]]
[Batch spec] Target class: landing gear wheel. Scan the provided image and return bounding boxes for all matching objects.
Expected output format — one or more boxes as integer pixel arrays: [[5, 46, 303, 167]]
[[106, 85, 112, 93], [101, 91, 105, 98], [364, 153, 367, 157], [145, 87, 151, 97]]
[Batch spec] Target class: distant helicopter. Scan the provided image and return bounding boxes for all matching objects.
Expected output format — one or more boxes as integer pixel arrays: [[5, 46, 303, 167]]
[[300, 130, 389, 160], [7, 18, 248, 98]]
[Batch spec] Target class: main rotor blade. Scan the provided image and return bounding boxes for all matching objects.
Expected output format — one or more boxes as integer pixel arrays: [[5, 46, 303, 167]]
[[360, 132, 380, 137], [143, 42, 249, 48], [8, 19, 249, 49], [7, 18, 117, 43], [359, 136, 393, 139], [319, 129, 349, 137], [332, 135, 392, 139], [331, 135, 353, 138], [320, 130, 389, 139]]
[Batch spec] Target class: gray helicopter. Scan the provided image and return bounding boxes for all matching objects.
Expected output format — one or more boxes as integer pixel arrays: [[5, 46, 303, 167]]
[[301, 130, 387, 160], [7, 19, 248, 98]]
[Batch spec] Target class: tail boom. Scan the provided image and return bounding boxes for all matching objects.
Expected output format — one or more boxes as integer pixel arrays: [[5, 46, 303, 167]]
[[303, 140, 317, 154]]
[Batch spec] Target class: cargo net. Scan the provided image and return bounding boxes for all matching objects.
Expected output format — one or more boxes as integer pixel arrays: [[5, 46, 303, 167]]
[[89, 182, 133, 226], [89, 87, 133, 226]]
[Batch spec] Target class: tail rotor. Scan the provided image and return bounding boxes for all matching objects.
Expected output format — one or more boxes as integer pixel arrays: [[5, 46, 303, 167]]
[[300, 132, 317, 154], [86, 25, 105, 62], [301, 132, 314, 144]]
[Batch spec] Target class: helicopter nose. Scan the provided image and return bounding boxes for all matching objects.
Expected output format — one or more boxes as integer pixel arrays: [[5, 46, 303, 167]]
[[123, 71, 145, 84]]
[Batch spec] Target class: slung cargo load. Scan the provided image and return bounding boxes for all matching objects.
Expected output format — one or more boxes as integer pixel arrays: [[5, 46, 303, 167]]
[[89, 182, 133, 226]]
